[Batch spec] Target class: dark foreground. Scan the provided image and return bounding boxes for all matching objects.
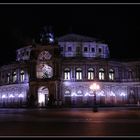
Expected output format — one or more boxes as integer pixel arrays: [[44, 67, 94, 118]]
[[0, 107, 140, 137]]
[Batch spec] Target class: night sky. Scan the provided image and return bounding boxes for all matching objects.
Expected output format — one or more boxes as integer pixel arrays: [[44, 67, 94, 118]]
[[0, 4, 140, 65]]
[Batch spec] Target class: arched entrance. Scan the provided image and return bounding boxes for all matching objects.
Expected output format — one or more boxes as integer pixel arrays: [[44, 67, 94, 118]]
[[38, 86, 49, 107]]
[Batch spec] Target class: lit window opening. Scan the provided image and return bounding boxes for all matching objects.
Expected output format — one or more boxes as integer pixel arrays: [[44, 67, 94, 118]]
[[12, 71, 17, 83], [109, 69, 114, 80], [77, 90, 83, 96], [64, 68, 70, 80], [88, 68, 94, 80], [20, 70, 25, 82], [99, 68, 105, 80], [7, 73, 10, 83], [64, 90, 71, 96], [76, 68, 82, 80]]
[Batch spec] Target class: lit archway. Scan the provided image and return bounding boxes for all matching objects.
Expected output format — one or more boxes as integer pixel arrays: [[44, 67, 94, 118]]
[[38, 86, 49, 107]]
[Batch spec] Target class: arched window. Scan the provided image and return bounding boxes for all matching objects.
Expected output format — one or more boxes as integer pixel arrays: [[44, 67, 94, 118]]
[[128, 69, 133, 79], [12, 71, 17, 83], [109, 69, 115, 80], [99, 68, 105, 80], [99, 48, 102, 53], [76, 68, 82, 80], [68, 46, 72, 52], [91, 48, 95, 52], [88, 68, 94, 80], [64, 90, 71, 96], [7, 73, 10, 83], [64, 68, 70, 80], [77, 90, 83, 96], [20, 70, 25, 82]]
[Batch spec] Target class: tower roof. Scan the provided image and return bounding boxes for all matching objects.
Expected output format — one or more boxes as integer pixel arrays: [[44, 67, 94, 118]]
[[57, 33, 97, 42]]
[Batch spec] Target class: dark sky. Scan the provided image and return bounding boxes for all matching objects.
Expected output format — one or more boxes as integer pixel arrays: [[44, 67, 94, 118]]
[[0, 4, 140, 65]]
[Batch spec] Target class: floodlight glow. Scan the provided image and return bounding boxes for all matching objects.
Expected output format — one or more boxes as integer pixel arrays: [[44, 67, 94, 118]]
[[85, 92, 90, 96], [9, 94, 14, 98], [49, 38, 54, 43], [96, 85, 100, 90], [89, 94, 94, 96], [38, 93, 45, 104], [97, 92, 105, 96], [64, 94, 71, 97], [76, 94, 83, 96], [110, 91, 115, 96], [2, 95, 6, 98], [64, 82, 71, 86], [18, 94, 24, 98], [90, 83, 100, 91], [120, 92, 126, 96], [71, 92, 77, 97]]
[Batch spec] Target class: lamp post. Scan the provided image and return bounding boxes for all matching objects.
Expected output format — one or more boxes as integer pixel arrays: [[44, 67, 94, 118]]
[[90, 83, 100, 112]]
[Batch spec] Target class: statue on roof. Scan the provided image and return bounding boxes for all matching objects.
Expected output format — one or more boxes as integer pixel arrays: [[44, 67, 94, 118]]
[[40, 26, 54, 45]]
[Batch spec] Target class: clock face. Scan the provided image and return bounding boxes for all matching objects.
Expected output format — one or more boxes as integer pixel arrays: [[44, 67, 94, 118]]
[[38, 51, 52, 61]]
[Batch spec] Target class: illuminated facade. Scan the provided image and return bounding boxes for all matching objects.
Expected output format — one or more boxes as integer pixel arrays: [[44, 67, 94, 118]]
[[0, 32, 140, 108]]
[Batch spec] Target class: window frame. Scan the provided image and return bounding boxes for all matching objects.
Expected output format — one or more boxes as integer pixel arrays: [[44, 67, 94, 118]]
[[99, 68, 105, 80], [76, 68, 82, 80], [64, 68, 71, 80]]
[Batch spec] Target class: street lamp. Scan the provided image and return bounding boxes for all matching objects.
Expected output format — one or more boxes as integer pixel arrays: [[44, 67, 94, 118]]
[[90, 83, 100, 112]]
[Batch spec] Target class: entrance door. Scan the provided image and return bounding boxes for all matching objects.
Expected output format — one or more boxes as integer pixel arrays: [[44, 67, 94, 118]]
[[38, 87, 49, 107]]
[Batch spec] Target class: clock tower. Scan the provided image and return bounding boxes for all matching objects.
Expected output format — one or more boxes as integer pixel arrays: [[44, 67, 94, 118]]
[[28, 28, 61, 108]]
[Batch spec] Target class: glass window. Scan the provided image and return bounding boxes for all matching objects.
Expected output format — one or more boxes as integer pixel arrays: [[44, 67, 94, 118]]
[[12, 71, 17, 83], [128, 69, 133, 79], [88, 68, 94, 80], [76, 68, 82, 80], [84, 47, 88, 52], [99, 48, 102, 53], [68, 47, 72, 52], [64, 68, 70, 80], [99, 68, 105, 80], [109, 69, 115, 80], [20, 70, 25, 82], [7, 73, 10, 83], [77, 90, 83, 95], [76, 46, 82, 56], [65, 90, 71, 96], [91, 48, 95, 52]]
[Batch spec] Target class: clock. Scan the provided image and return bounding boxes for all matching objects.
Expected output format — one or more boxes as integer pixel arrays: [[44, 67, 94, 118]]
[[38, 51, 52, 61]]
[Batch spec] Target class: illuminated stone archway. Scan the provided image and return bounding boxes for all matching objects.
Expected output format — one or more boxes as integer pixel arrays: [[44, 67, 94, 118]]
[[38, 86, 49, 107]]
